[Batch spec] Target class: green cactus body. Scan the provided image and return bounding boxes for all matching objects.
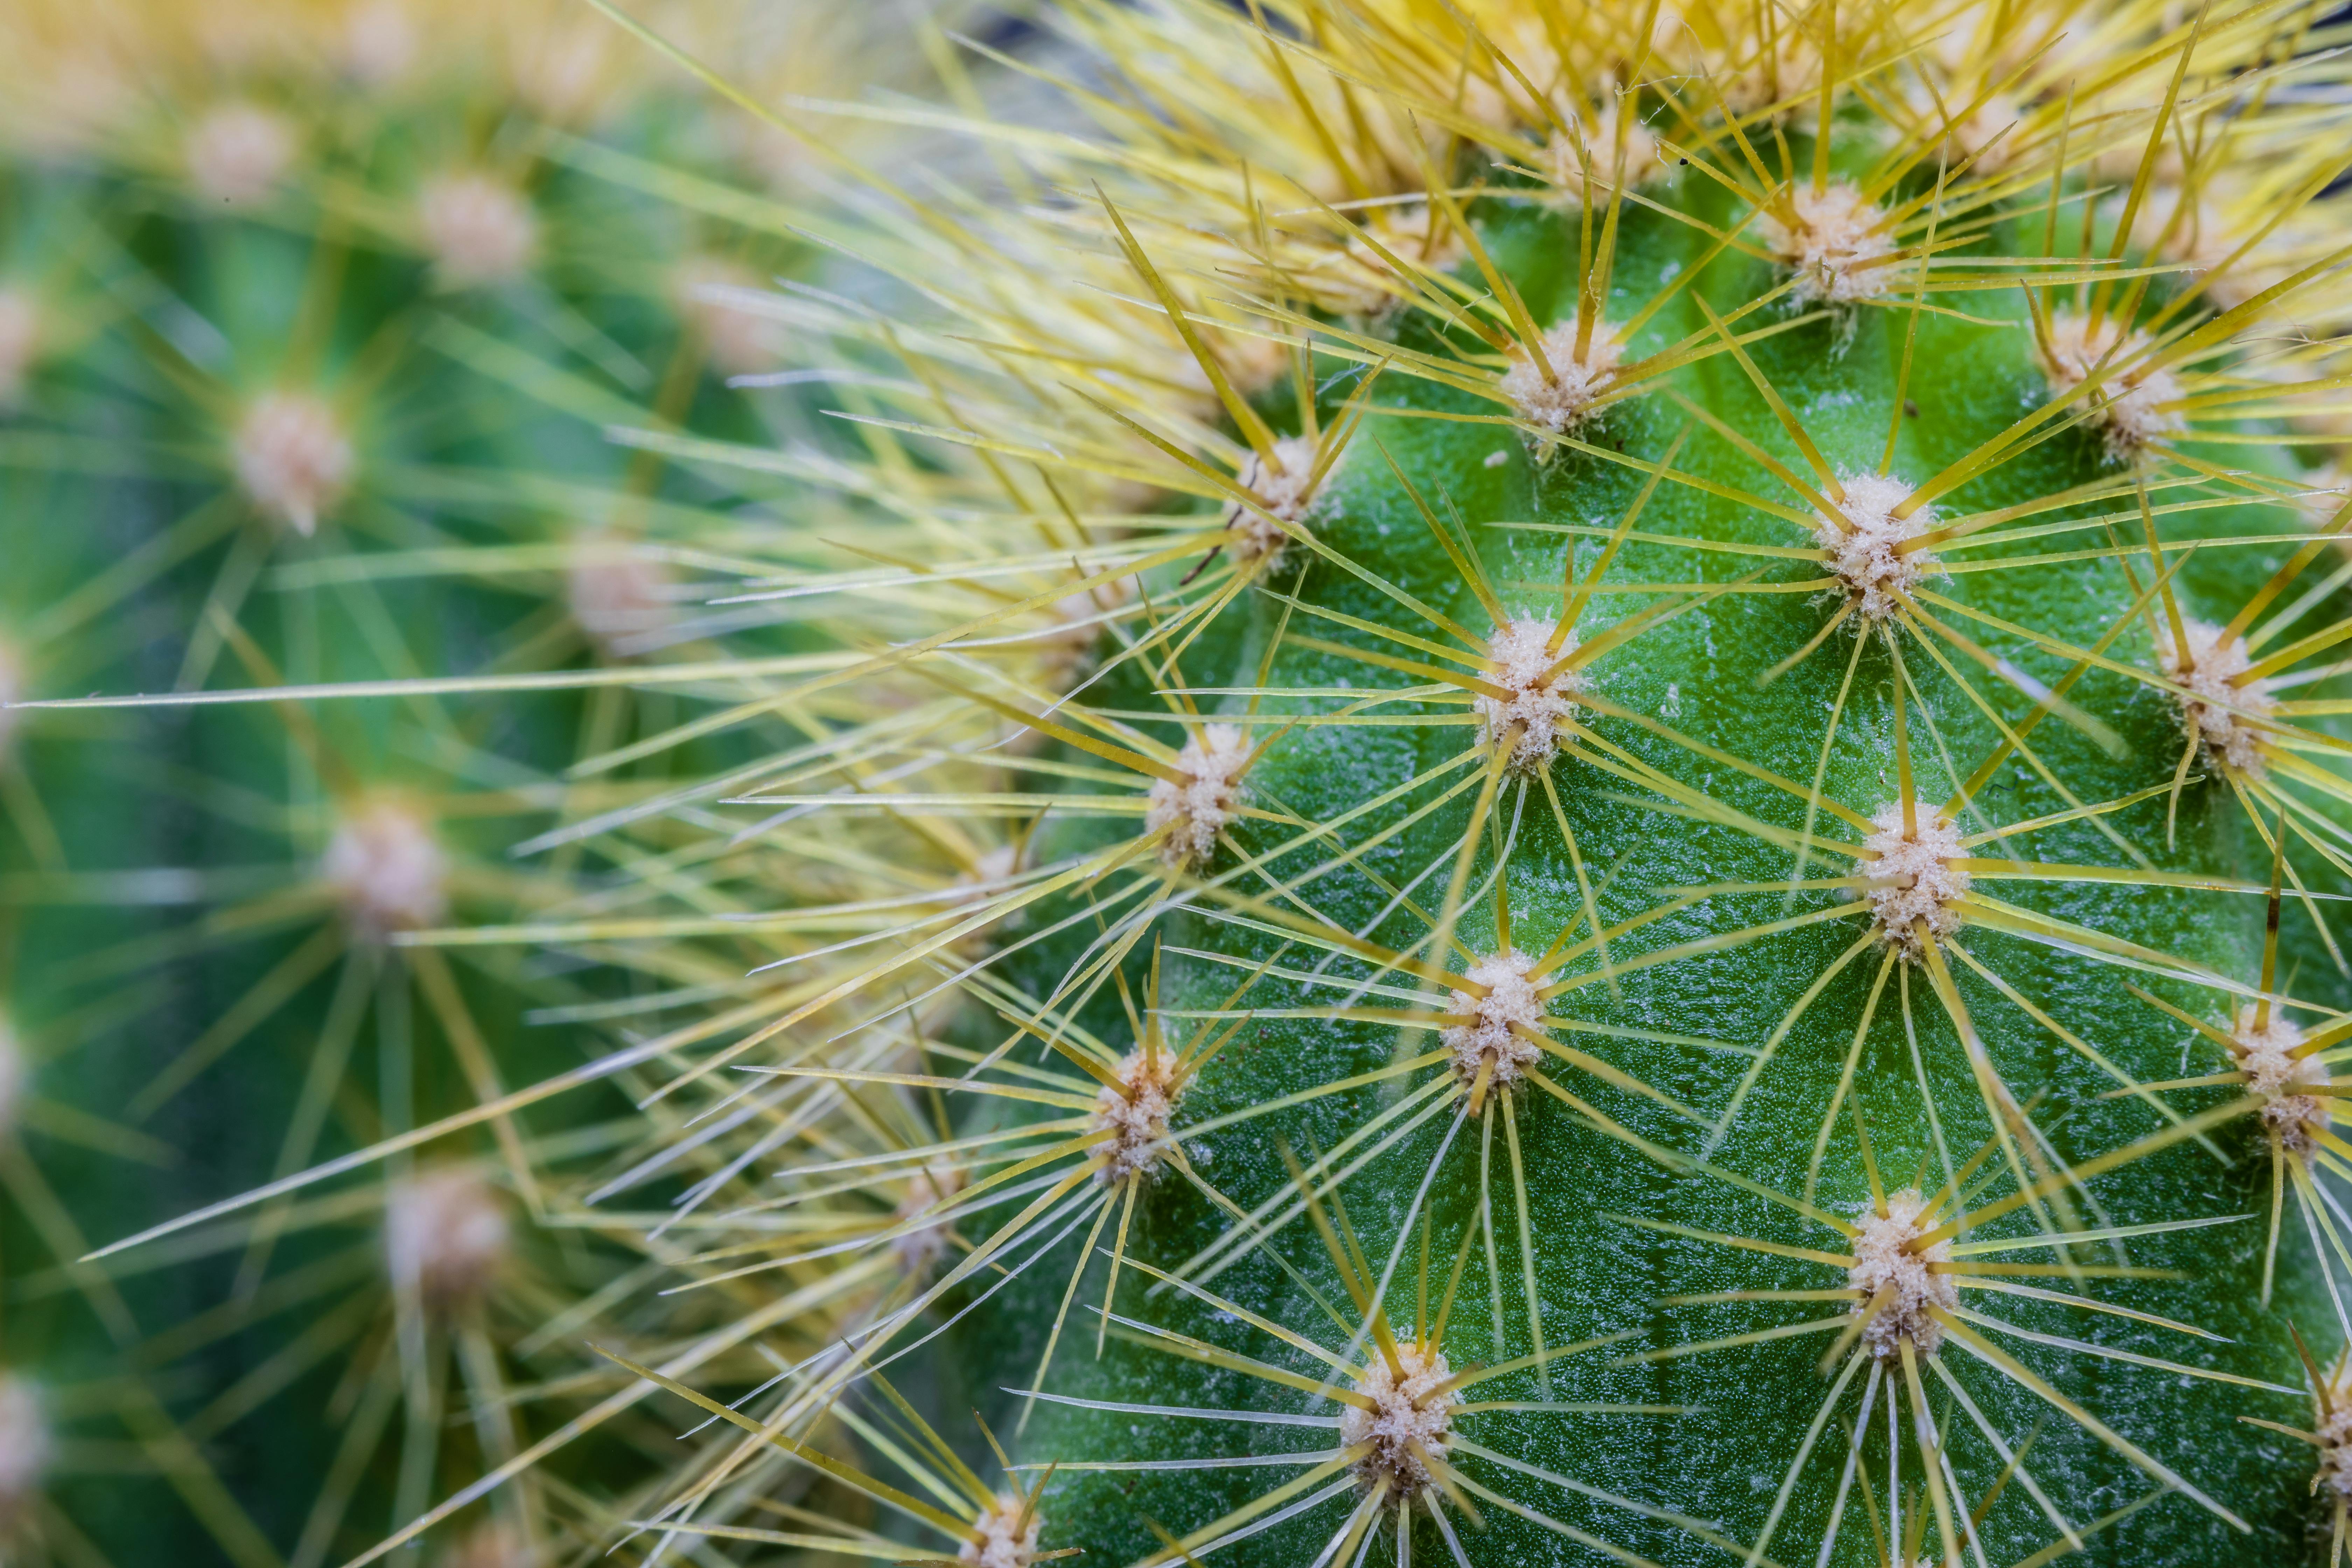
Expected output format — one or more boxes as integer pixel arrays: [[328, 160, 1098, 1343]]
[[994, 214, 2325, 1564], [578, 6, 2352, 1567]]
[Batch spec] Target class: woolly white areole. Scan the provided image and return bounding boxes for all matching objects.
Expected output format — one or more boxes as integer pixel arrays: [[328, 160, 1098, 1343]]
[[1847, 1189, 1958, 1358]]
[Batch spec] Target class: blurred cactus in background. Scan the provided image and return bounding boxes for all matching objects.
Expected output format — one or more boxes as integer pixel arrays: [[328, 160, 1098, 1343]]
[[0, 0, 1001, 1561]]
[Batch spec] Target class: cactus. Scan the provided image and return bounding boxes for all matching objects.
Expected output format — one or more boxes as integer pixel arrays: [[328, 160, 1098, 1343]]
[[343, 1, 2352, 1566], [20, 1, 2352, 1567]]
